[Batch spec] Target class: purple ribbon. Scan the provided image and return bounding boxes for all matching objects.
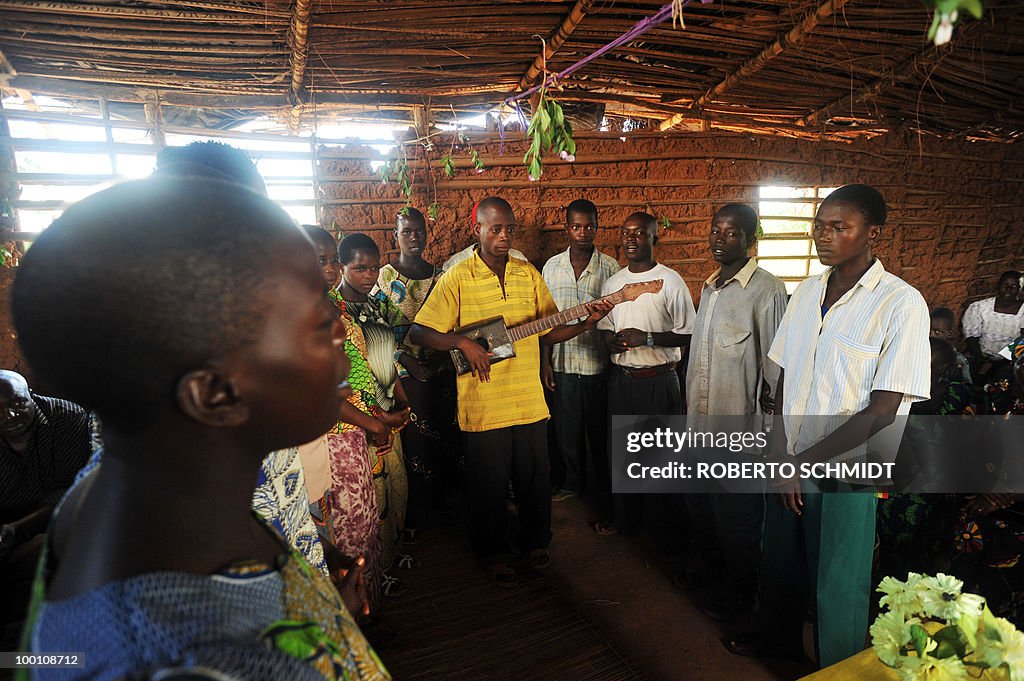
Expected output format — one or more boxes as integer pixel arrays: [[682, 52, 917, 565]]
[[503, 1, 707, 107]]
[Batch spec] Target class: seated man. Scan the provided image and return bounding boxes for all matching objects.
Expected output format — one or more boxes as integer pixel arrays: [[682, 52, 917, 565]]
[[0, 370, 91, 646]]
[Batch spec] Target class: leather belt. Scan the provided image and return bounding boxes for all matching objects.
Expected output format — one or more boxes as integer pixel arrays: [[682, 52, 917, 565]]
[[615, 362, 677, 380]]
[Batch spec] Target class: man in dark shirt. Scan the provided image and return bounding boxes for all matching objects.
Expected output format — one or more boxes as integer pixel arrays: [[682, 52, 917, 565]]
[[0, 369, 91, 644]]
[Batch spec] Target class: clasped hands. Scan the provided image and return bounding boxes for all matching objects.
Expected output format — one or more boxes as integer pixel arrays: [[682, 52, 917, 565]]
[[608, 328, 648, 354], [368, 404, 411, 447]]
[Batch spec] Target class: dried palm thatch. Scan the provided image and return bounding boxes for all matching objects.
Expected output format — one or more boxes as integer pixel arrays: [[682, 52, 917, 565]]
[[0, 0, 1022, 141]]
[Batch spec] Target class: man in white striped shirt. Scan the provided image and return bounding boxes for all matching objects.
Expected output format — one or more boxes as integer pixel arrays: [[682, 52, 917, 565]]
[[725, 185, 930, 667]]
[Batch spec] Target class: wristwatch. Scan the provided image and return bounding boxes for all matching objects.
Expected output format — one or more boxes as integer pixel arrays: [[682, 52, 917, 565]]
[[645, 331, 655, 347]]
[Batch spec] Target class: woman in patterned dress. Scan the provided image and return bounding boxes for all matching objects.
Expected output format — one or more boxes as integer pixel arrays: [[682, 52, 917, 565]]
[[297, 228, 401, 609], [332, 233, 412, 600], [949, 337, 1024, 626], [372, 208, 457, 539]]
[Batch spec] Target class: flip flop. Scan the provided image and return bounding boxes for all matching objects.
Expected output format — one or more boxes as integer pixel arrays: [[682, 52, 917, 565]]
[[527, 548, 551, 570], [381, 573, 408, 598], [486, 563, 518, 588], [591, 520, 618, 536], [394, 553, 419, 569]]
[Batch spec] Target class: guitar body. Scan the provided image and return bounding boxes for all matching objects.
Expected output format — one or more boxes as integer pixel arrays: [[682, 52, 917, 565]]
[[448, 279, 663, 376], [449, 316, 516, 375]]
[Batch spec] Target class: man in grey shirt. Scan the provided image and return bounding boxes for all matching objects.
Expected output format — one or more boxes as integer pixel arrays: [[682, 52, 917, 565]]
[[681, 204, 787, 621]]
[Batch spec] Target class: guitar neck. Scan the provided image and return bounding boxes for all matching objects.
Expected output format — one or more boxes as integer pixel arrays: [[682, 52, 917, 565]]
[[508, 290, 625, 343]]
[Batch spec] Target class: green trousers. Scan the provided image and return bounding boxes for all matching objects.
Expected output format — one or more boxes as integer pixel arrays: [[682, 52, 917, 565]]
[[758, 489, 876, 667]]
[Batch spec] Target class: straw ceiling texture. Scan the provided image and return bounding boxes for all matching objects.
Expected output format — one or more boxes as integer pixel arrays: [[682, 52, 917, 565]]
[[0, 0, 1022, 140]]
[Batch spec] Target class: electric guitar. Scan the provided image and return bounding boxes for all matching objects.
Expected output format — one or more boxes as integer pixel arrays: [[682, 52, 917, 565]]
[[449, 279, 664, 375]]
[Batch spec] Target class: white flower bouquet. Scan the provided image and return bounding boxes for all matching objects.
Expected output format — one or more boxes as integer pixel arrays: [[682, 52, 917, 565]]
[[871, 573, 1023, 680]]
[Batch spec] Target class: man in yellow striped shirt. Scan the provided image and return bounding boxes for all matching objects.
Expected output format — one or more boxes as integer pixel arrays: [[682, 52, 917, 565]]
[[409, 197, 611, 586]]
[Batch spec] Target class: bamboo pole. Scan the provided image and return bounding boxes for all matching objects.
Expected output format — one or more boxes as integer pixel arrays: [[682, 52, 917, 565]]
[[99, 97, 117, 175], [0, 1, 291, 21], [798, 22, 983, 127], [515, 0, 595, 92], [661, 0, 852, 130], [287, 0, 314, 133]]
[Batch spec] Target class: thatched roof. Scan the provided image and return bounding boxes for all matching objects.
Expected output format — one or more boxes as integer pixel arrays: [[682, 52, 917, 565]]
[[1, 0, 1022, 140]]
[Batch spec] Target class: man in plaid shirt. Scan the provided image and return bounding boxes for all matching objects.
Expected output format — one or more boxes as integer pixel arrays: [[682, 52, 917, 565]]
[[541, 199, 620, 509]]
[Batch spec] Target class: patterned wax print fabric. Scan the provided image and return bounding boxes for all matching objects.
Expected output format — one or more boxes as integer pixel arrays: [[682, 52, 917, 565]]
[[253, 448, 327, 577], [952, 500, 1024, 626], [372, 263, 441, 359], [21, 463, 389, 681], [329, 289, 408, 575], [983, 379, 1024, 416], [26, 543, 389, 681], [329, 289, 403, 425], [948, 375, 1024, 626], [305, 428, 383, 612]]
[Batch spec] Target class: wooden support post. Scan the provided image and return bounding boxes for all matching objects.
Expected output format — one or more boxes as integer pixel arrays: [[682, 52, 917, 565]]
[[515, 0, 595, 92], [286, 0, 314, 133], [310, 134, 321, 225], [411, 106, 433, 141], [99, 97, 118, 176], [143, 95, 165, 149]]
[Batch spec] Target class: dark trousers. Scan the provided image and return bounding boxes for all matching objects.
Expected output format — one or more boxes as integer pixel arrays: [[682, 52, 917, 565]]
[[400, 372, 458, 527], [684, 492, 764, 605], [552, 372, 609, 500], [607, 368, 685, 553], [463, 419, 552, 564]]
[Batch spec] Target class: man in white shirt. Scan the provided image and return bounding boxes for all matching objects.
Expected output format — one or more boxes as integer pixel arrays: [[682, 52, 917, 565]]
[[592, 212, 695, 551], [725, 185, 930, 667]]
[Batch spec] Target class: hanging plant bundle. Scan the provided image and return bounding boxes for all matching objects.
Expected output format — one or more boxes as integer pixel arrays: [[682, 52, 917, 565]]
[[926, 0, 983, 45], [523, 92, 577, 181]]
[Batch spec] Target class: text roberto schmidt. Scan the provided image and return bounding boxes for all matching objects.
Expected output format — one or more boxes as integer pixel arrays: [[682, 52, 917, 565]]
[[626, 460, 896, 481]]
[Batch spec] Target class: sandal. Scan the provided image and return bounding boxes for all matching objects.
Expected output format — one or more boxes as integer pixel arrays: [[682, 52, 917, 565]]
[[394, 553, 419, 569], [486, 563, 518, 589], [527, 548, 551, 570], [591, 520, 618, 536], [403, 528, 417, 545], [381, 573, 408, 598]]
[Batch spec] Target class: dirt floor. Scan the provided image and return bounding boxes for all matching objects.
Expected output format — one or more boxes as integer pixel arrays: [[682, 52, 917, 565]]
[[379, 494, 817, 680], [543, 495, 816, 681]]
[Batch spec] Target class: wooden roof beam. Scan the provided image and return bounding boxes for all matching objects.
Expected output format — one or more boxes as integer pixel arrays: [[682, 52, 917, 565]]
[[797, 21, 983, 128], [286, 0, 314, 132], [515, 0, 595, 92], [660, 0, 851, 131]]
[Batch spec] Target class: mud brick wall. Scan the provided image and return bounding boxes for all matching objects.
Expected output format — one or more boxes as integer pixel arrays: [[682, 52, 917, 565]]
[[0, 267, 29, 379], [318, 130, 1024, 321], [1, 130, 1021, 380]]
